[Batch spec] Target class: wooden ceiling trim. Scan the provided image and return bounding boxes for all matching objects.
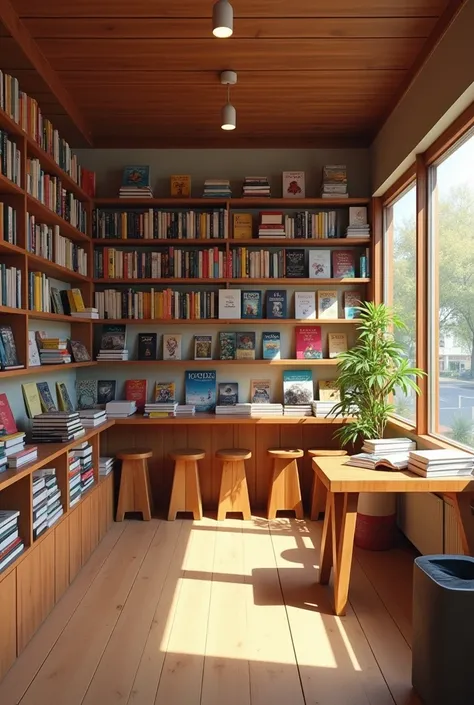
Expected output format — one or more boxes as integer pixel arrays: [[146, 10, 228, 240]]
[[0, 0, 92, 144], [91, 133, 373, 149]]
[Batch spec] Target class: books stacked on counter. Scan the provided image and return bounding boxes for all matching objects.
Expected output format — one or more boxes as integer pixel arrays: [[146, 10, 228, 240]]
[[99, 457, 114, 477], [71, 307, 99, 319], [32, 412, 85, 443], [3, 430, 26, 458], [243, 176, 270, 197], [175, 404, 196, 417], [119, 166, 153, 198], [71, 442, 95, 494], [215, 403, 252, 416], [78, 409, 108, 428], [32, 474, 49, 539], [345, 437, 417, 470], [312, 401, 338, 418], [105, 400, 136, 418], [69, 453, 82, 507], [7, 443, 38, 469], [250, 403, 283, 416], [284, 405, 313, 417], [321, 165, 348, 199], [203, 179, 231, 198], [408, 450, 474, 478], [33, 468, 63, 531], [144, 402, 178, 418], [0, 510, 24, 571], [39, 338, 72, 365], [258, 211, 286, 238]]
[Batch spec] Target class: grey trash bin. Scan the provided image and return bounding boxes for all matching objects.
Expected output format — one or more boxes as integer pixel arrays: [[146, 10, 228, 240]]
[[412, 554, 474, 705]]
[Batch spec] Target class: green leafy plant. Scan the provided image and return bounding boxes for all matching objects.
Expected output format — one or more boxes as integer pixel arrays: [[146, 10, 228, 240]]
[[332, 301, 426, 446]]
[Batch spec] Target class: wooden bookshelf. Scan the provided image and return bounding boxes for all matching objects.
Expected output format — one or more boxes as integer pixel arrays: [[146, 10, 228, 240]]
[[96, 359, 340, 366], [112, 415, 353, 425], [26, 252, 89, 283], [91, 237, 371, 248], [91, 318, 362, 325], [93, 277, 370, 285], [95, 197, 371, 208], [0, 361, 97, 380], [0, 172, 24, 197], [26, 195, 90, 244]]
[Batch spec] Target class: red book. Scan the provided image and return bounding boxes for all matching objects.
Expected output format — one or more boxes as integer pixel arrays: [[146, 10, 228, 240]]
[[332, 250, 355, 278], [0, 536, 21, 562], [295, 326, 322, 360], [125, 379, 147, 411], [0, 393, 17, 435]]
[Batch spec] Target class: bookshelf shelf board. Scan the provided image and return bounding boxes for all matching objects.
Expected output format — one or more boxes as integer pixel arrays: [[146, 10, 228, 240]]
[[27, 310, 93, 324], [26, 252, 89, 283], [0, 239, 25, 255], [0, 304, 28, 316], [91, 238, 228, 247], [93, 277, 370, 286], [0, 107, 23, 138], [95, 359, 339, 366], [92, 318, 362, 325], [94, 197, 370, 208], [95, 197, 229, 207], [26, 139, 91, 203], [0, 361, 97, 379], [93, 278, 228, 285], [0, 172, 24, 197], [230, 238, 371, 247], [113, 414, 353, 425], [26, 195, 90, 244]]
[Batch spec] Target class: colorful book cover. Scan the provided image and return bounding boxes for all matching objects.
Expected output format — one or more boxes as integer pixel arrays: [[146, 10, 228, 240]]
[[266, 290, 287, 319], [309, 250, 331, 278], [28, 331, 41, 367], [349, 206, 368, 226], [194, 335, 213, 360], [344, 291, 361, 319], [56, 383, 74, 413], [233, 213, 252, 240], [250, 379, 272, 403], [218, 289, 241, 319], [170, 174, 191, 197], [241, 290, 262, 319], [328, 333, 348, 358], [319, 380, 341, 402], [262, 332, 281, 360], [97, 380, 116, 406], [294, 291, 316, 320], [317, 290, 338, 319], [154, 382, 176, 403], [283, 370, 314, 405], [0, 326, 21, 368], [100, 324, 126, 351], [138, 333, 157, 360], [332, 250, 355, 278], [68, 288, 85, 312], [218, 382, 238, 406], [236, 332, 256, 360], [122, 165, 150, 188], [50, 288, 64, 315], [37, 382, 57, 412], [69, 340, 91, 363], [185, 370, 217, 412], [125, 379, 147, 409], [295, 326, 322, 359], [163, 334, 182, 361], [285, 249, 306, 278], [0, 393, 17, 434], [282, 171, 305, 198], [219, 332, 236, 360], [22, 382, 43, 418], [76, 380, 97, 410]]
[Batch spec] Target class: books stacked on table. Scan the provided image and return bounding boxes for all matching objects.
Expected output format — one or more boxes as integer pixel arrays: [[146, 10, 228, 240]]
[[32, 475, 49, 540], [250, 403, 283, 416], [71, 307, 99, 319], [7, 444, 38, 468], [203, 179, 232, 198], [258, 211, 286, 238], [0, 510, 24, 571], [144, 402, 178, 418], [215, 403, 252, 416], [408, 450, 474, 478], [284, 405, 313, 417], [362, 437, 416, 454], [119, 166, 153, 198], [69, 453, 82, 507], [39, 338, 72, 365], [32, 412, 85, 443], [312, 401, 338, 418], [34, 469, 63, 529], [99, 457, 114, 477], [175, 404, 196, 417], [243, 176, 270, 197], [105, 400, 136, 418], [78, 409, 108, 428], [321, 165, 348, 199], [71, 442, 95, 493]]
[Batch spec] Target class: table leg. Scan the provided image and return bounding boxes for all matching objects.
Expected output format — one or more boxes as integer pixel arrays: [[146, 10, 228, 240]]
[[452, 493, 474, 555], [319, 492, 333, 584], [332, 492, 359, 617]]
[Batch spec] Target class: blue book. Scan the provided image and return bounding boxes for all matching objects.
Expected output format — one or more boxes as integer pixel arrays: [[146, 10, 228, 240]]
[[121, 166, 151, 189], [266, 290, 287, 319], [262, 332, 281, 360], [241, 290, 262, 319], [185, 370, 217, 412]]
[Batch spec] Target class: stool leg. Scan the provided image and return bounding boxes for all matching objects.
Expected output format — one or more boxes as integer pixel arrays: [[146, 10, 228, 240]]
[[116, 459, 134, 522], [186, 460, 203, 520], [267, 458, 303, 519], [310, 474, 327, 521], [218, 460, 251, 521], [168, 460, 185, 521], [134, 460, 152, 521], [286, 459, 303, 519]]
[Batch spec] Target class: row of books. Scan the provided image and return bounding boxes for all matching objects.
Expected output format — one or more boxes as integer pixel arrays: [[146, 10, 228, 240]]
[[28, 274, 87, 315], [0, 70, 96, 194], [26, 158, 88, 233], [94, 288, 218, 321], [0, 202, 17, 244], [0, 129, 21, 186], [70, 442, 95, 504], [93, 208, 229, 240], [0, 264, 21, 309], [94, 247, 229, 280], [21, 378, 81, 419], [0, 510, 24, 573], [27, 215, 88, 276], [32, 470, 63, 540]]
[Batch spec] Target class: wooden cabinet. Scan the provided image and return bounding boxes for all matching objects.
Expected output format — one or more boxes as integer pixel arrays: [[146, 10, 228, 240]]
[[90, 489, 99, 554], [0, 570, 16, 681], [81, 494, 92, 564], [69, 505, 82, 583], [54, 516, 70, 602]]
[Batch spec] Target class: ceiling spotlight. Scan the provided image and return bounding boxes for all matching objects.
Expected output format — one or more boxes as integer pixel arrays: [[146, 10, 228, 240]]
[[220, 71, 237, 130], [213, 0, 233, 38]]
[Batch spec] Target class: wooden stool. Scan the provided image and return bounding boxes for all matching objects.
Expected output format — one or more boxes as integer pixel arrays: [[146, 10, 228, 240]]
[[267, 448, 304, 519], [168, 449, 205, 520], [116, 448, 153, 521], [308, 449, 348, 521], [216, 448, 252, 521]]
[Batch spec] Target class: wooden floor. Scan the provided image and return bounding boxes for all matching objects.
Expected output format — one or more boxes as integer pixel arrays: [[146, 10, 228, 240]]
[[0, 517, 422, 705]]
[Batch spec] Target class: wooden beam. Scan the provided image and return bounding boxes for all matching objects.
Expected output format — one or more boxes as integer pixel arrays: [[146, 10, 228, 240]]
[[0, 0, 92, 145]]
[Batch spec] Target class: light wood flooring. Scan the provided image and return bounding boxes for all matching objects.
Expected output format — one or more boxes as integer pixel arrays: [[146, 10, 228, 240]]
[[0, 517, 422, 705]]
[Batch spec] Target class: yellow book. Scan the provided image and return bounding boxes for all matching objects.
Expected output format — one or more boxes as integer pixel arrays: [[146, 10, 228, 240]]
[[319, 381, 341, 402], [121, 211, 127, 239], [328, 333, 348, 359], [170, 174, 191, 198], [22, 382, 43, 418], [34, 272, 41, 311], [233, 213, 252, 240]]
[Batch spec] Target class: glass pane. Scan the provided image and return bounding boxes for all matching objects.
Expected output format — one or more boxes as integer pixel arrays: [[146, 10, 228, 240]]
[[430, 133, 474, 450], [384, 184, 417, 422]]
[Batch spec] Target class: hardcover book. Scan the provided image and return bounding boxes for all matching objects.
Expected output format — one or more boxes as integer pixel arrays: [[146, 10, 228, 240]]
[[50, 288, 64, 315], [163, 334, 182, 361], [22, 383, 43, 418], [76, 380, 97, 410], [317, 290, 338, 319], [349, 206, 368, 226], [285, 249, 306, 278], [97, 380, 116, 406], [138, 333, 157, 361], [67, 288, 85, 313], [319, 380, 341, 402], [219, 332, 236, 360], [185, 370, 217, 412], [0, 393, 17, 433], [56, 383, 74, 413], [125, 379, 147, 409], [218, 382, 239, 406], [250, 379, 272, 403], [309, 250, 331, 279], [344, 291, 361, 319], [100, 324, 126, 351], [236, 332, 256, 360], [332, 250, 355, 278], [233, 213, 253, 240], [122, 165, 150, 189], [295, 326, 322, 359], [154, 382, 176, 403], [70, 340, 91, 363], [294, 291, 316, 320], [0, 326, 21, 369], [218, 289, 241, 319], [266, 290, 287, 319], [282, 171, 305, 198], [170, 174, 191, 197], [262, 332, 281, 360], [28, 331, 41, 367], [241, 290, 262, 318], [283, 370, 314, 405], [37, 382, 57, 412], [328, 333, 348, 358], [194, 335, 213, 360]]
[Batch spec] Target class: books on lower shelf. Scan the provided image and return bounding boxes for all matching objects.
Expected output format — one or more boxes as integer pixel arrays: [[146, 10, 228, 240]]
[[32, 469, 63, 537], [175, 404, 196, 417], [0, 264, 22, 308], [311, 401, 339, 417], [0, 129, 21, 186], [283, 370, 313, 405], [99, 457, 114, 477], [0, 510, 24, 572], [94, 207, 229, 240], [105, 400, 137, 418], [251, 403, 283, 416], [284, 405, 313, 417], [71, 441, 95, 495], [38, 338, 72, 365], [32, 412, 85, 443], [408, 450, 474, 477], [95, 288, 218, 320]]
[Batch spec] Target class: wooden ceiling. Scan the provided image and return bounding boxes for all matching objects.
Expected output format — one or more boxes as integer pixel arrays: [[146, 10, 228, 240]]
[[0, 0, 464, 148]]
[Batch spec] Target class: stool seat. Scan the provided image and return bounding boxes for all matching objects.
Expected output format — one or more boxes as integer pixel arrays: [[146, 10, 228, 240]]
[[168, 449, 205, 520], [309, 448, 347, 521], [117, 448, 153, 460], [267, 448, 303, 519], [268, 448, 304, 459], [170, 448, 205, 461], [116, 448, 153, 521], [216, 448, 252, 461], [308, 449, 347, 458]]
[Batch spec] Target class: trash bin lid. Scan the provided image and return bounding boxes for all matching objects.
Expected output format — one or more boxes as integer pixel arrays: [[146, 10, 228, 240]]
[[415, 555, 474, 591]]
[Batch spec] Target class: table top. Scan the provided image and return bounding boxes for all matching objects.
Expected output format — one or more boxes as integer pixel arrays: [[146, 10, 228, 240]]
[[313, 456, 474, 493]]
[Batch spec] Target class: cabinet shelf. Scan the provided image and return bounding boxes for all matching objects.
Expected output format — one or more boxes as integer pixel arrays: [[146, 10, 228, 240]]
[[0, 361, 97, 379], [91, 237, 371, 248], [93, 277, 370, 285], [26, 252, 89, 283], [95, 197, 370, 208], [0, 172, 24, 197], [0, 240, 25, 256]]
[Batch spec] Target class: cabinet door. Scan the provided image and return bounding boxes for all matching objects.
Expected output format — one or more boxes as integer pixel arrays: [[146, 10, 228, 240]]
[[55, 516, 70, 602], [90, 489, 99, 554], [98, 481, 108, 542], [0, 570, 16, 680], [81, 495, 92, 564], [69, 506, 82, 583], [106, 474, 114, 529]]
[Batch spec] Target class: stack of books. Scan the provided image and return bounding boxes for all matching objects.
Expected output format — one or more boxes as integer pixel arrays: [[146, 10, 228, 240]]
[[71, 442, 95, 494], [408, 449, 474, 478], [99, 457, 114, 477], [119, 166, 153, 198], [32, 475, 49, 539], [105, 400, 137, 418], [97, 323, 128, 361], [3, 430, 26, 457], [284, 405, 313, 417], [71, 307, 99, 319], [39, 338, 71, 365], [0, 429, 6, 473], [69, 453, 82, 507], [0, 510, 24, 571], [250, 403, 283, 416], [34, 469, 63, 529], [258, 211, 286, 238], [175, 404, 196, 417], [203, 179, 232, 198], [321, 165, 348, 199], [144, 402, 178, 418], [7, 444, 38, 468], [215, 403, 252, 416], [362, 437, 416, 454], [78, 409, 108, 428], [312, 401, 339, 418], [31, 412, 85, 443], [243, 176, 270, 197], [96, 348, 129, 362]]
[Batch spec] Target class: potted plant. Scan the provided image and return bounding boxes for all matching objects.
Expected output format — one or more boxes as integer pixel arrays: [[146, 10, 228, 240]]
[[331, 301, 425, 549]]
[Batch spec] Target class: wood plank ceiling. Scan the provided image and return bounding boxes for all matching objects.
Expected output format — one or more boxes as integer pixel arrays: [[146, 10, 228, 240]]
[[0, 0, 459, 148]]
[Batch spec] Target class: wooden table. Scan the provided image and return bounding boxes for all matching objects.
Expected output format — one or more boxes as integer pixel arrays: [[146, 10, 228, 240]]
[[313, 457, 474, 616]]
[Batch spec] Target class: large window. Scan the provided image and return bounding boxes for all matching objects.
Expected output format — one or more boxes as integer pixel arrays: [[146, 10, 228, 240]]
[[384, 184, 417, 422], [429, 132, 474, 449]]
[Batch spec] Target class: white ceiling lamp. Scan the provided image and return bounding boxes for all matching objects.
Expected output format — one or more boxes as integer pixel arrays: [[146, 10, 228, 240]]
[[220, 71, 237, 130], [213, 0, 233, 38]]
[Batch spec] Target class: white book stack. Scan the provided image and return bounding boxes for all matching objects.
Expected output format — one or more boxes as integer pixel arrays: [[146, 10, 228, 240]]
[[362, 437, 416, 454], [251, 403, 283, 416], [144, 402, 178, 417], [69, 456, 82, 507], [96, 349, 129, 361], [284, 404, 313, 417], [408, 449, 474, 478], [99, 457, 114, 477], [4, 432, 26, 457], [312, 401, 339, 417], [105, 400, 137, 418], [71, 307, 99, 319], [175, 405, 196, 417], [215, 403, 252, 416], [79, 409, 108, 428], [35, 469, 63, 528]]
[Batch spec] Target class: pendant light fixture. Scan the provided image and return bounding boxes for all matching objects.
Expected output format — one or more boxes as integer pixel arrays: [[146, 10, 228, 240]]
[[212, 0, 233, 38], [220, 71, 237, 130]]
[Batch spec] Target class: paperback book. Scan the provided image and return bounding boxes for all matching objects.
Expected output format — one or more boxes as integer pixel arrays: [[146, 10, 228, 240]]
[[219, 332, 236, 360], [236, 332, 256, 360], [282, 171, 305, 198], [37, 382, 57, 412], [266, 290, 287, 319], [317, 290, 338, 319], [344, 291, 361, 319], [185, 371, 217, 412], [28, 332, 41, 367], [294, 291, 316, 320], [250, 379, 272, 403], [218, 289, 241, 319], [170, 174, 191, 197], [163, 334, 182, 361], [233, 213, 253, 240], [319, 380, 341, 401], [97, 380, 116, 406], [309, 250, 331, 278], [262, 332, 281, 360], [295, 326, 322, 359], [0, 393, 17, 434], [69, 340, 91, 363], [76, 380, 98, 410], [283, 370, 314, 405], [138, 333, 157, 361], [154, 382, 176, 403], [241, 291, 262, 318], [125, 379, 147, 409], [328, 333, 348, 358], [0, 325, 22, 370], [194, 335, 213, 360], [285, 249, 306, 278], [218, 383, 239, 406], [332, 250, 355, 278], [56, 383, 74, 413], [100, 324, 126, 351], [22, 383, 42, 418], [122, 165, 151, 190]]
